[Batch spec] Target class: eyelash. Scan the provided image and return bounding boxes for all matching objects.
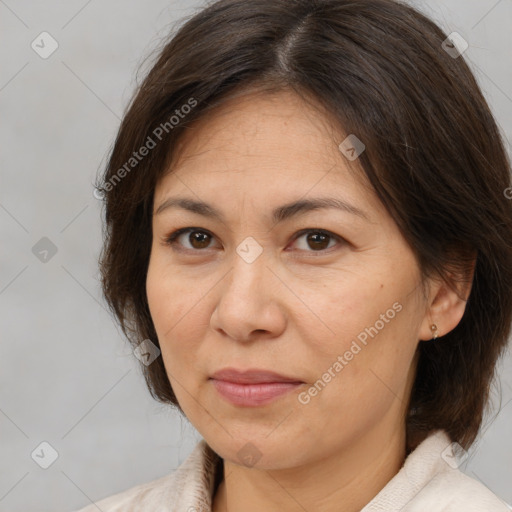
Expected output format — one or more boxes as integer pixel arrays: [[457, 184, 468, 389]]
[[162, 227, 346, 255]]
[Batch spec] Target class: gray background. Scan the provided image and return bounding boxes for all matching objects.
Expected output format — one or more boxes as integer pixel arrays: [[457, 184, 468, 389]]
[[1, 1, 511, 511]]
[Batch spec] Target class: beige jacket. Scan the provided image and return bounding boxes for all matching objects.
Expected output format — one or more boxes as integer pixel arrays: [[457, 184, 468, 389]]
[[72, 430, 510, 511]]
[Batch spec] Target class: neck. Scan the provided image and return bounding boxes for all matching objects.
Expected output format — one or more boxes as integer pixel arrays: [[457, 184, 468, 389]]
[[212, 425, 406, 512]]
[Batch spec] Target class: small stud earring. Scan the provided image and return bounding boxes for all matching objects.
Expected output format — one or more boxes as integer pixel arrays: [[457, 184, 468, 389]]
[[431, 323, 439, 340]]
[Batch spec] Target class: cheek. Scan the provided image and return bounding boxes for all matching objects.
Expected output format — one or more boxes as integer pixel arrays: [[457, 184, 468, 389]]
[[146, 251, 206, 333], [309, 300, 419, 411], [295, 267, 421, 404], [146, 258, 205, 377], [292, 269, 405, 359], [296, 312, 419, 451]]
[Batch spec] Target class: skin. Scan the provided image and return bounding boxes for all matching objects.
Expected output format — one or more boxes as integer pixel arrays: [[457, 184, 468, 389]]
[[146, 87, 472, 512]]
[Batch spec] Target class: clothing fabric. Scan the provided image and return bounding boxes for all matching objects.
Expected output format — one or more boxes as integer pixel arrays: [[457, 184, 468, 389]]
[[71, 429, 510, 511]]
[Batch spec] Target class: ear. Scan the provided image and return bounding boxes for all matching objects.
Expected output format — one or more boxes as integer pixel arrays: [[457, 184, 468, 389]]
[[418, 254, 477, 341]]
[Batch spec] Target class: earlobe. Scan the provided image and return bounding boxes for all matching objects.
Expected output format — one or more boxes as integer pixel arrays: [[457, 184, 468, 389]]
[[419, 258, 476, 341]]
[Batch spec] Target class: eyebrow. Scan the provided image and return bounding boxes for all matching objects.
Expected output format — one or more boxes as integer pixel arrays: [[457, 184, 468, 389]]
[[154, 196, 370, 224]]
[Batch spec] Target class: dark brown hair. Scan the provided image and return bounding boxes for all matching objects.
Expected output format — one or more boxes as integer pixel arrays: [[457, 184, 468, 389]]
[[95, 0, 512, 450]]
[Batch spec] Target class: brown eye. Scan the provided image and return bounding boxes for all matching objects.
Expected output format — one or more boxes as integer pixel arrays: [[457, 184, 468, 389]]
[[164, 228, 215, 251], [187, 230, 211, 249], [164, 227, 344, 255], [291, 229, 340, 252], [306, 232, 330, 250]]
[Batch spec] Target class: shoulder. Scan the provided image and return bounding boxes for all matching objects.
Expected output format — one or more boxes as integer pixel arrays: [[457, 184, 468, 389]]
[[363, 430, 510, 512], [69, 439, 222, 512], [408, 467, 511, 511], [409, 431, 510, 511], [70, 472, 177, 512]]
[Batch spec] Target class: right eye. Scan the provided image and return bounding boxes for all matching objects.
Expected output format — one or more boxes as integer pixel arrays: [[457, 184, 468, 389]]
[[163, 227, 219, 252]]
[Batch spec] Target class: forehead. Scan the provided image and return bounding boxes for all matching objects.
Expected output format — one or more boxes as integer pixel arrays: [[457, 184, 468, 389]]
[[154, 88, 380, 217], [167, 88, 339, 169]]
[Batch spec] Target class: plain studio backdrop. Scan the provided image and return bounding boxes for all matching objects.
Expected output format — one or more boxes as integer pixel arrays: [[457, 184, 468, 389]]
[[1, 1, 511, 511]]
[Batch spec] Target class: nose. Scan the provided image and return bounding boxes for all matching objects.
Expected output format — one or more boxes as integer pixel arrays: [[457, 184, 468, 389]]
[[210, 249, 287, 343]]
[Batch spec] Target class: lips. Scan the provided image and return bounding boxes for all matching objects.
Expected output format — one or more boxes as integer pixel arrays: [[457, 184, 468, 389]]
[[209, 367, 303, 384]]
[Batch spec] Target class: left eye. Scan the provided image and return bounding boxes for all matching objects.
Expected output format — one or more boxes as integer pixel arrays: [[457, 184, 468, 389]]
[[163, 228, 343, 253], [290, 229, 341, 252]]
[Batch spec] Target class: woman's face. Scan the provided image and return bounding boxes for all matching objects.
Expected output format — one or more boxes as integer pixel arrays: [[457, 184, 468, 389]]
[[146, 88, 436, 469]]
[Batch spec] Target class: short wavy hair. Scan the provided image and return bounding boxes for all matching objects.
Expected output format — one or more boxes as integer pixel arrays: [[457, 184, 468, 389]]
[[95, 0, 512, 450]]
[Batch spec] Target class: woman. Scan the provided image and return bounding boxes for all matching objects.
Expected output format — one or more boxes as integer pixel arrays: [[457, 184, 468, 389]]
[[75, 0, 512, 510]]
